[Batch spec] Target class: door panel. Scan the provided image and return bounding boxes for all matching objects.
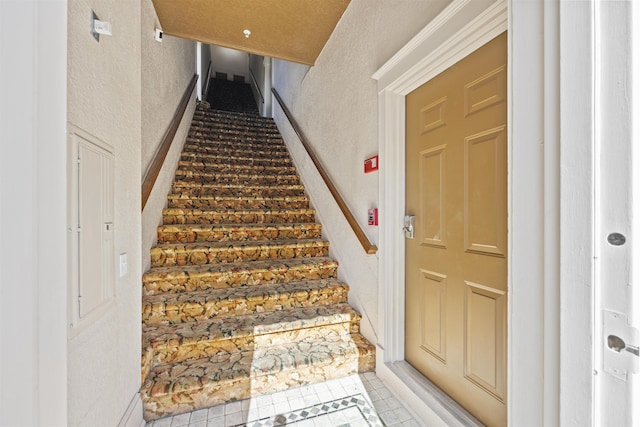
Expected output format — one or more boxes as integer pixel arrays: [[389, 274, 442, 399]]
[[464, 281, 506, 401], [419, 269, 447, 362], [419, 145, 447, 247], [405, 32, 507, 427], [464, 127, 507, 256]]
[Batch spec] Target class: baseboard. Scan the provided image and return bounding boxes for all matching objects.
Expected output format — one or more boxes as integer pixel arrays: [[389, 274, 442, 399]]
[[118, 392, 145, 427]]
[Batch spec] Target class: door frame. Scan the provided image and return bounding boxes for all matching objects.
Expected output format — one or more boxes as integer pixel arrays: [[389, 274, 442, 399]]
[[372, 0, 576, 425]]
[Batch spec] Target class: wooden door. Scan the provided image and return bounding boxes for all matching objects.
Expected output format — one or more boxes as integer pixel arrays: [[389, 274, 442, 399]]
[[405, 32, 508, 427]]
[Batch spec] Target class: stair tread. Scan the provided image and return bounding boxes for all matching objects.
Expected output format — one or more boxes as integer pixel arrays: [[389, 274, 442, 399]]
[[167, 194, 308, 201], [158, 223, 320, 231], [144, 257, 337, 277], [153, 238, 328, 250], [143, 278, 346, 306], [143, 302, 358, 347], [142, 332, 374, 398], [142, 278, 349, 326], [161, 208, 316, 225], [172, 182, 304, 190], [182, 144, 290, 155], [150, 238, 330, 266], [178, 161, 297, 174], [181, 152, 291, 162], [163, 207, 314, 214], [174, 171, 298, 179]]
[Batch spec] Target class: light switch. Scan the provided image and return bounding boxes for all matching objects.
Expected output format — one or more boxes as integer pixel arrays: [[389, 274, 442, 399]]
[[119, 253, 127, 277]]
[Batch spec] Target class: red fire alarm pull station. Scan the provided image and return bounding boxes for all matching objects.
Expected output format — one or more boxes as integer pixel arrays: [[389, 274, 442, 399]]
[[368, 208, 378, 226], [364, 155, 379, 173]]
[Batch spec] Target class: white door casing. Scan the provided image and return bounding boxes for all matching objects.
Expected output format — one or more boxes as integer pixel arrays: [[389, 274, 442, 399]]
[[373, 0, 566, 425], [594, 1, 638, 425]]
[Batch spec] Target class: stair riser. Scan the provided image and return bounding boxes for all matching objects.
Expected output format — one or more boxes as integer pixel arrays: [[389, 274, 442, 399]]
[[182, 144, 290, 159], [186, 137, 287, 151], [170, 184, 305, 198], [143, 285, 348, 326], [188, 132, 283, 145], [191, 117, 278, 129], [189, 124, 279, 136], [162, 209, 315, 225], [143, 263, 338, 296], [178, 161, 297, 175], [167, 196, 309, 210], [142, 337, 375, 421], [190, 118, 278, 129], [142, 347, 153, 386], [181, 153, 291, 167], [157, 225, 322, 244], [174, 172, 300, 186], [150, 323, 355, 366], [151, 242, 329, 267]]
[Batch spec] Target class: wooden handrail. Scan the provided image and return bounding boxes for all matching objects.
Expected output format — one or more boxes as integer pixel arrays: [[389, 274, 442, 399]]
[[271, 88, 378, 255], [142, 74, 198, 211]]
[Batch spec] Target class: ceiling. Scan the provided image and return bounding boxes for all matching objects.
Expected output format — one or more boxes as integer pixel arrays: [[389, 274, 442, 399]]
[[151, 0, 351, 66]]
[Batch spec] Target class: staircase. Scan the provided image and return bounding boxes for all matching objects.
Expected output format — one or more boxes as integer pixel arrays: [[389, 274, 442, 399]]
[[140, 102, 375, 421]]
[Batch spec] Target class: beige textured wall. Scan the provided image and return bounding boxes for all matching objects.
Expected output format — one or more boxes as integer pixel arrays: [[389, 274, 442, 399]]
[[67, 0, 195, 424], [211, 45, 250, 80], [141, 0, 196, 172], [272, 0, 451, 342], [141, 0, 196, 272], [67, 0, 142, 425]]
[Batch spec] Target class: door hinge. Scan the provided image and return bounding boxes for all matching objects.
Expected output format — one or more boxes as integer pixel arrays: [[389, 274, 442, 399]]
[[603, 309, 639, 381]]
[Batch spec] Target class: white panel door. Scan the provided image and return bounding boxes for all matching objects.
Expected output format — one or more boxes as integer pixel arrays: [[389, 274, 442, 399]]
[[69, 128, 115, 331]]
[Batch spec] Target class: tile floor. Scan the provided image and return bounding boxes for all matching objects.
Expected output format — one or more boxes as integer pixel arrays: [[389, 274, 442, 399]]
[[145, 372, 422, 427]]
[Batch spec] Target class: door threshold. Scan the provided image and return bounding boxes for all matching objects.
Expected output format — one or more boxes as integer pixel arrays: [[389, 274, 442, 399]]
[[377, 359, 484, 427]]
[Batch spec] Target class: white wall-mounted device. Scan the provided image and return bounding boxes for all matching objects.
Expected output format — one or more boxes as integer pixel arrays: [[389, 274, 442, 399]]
[[154, 28, 163, 42], [90, 10, 112, 42]]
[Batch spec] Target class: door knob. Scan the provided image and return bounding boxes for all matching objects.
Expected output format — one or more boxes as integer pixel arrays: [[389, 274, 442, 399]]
[[403, 215, 415, 239]]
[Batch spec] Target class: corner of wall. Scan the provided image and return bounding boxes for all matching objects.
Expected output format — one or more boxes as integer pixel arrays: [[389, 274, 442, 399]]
[[117, 392, 145, 427], [141, 93, 196, 272]]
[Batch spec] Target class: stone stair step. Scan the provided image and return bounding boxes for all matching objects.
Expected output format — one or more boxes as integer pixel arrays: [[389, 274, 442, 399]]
[[162, 208, 315, 225], [156, 223, 322, 244], [151, 238, 330, 267], [141, 332, 375, 420], [180, 151, 292, 166], [167, 194, 309, 210], [178, 160, 297, 176], [171, 182, 305, 198], [142, 257, 339, 296], [142, 279, 349, 326], [174, 170, 300, 186]]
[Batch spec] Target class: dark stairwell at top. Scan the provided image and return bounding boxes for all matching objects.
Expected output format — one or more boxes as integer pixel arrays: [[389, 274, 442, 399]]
[[207, 77, 260, 116], [139, 77, 375, 421]]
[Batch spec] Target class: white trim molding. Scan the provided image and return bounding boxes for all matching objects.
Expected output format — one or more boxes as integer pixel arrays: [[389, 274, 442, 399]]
[[372, 0, 563, 425]]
